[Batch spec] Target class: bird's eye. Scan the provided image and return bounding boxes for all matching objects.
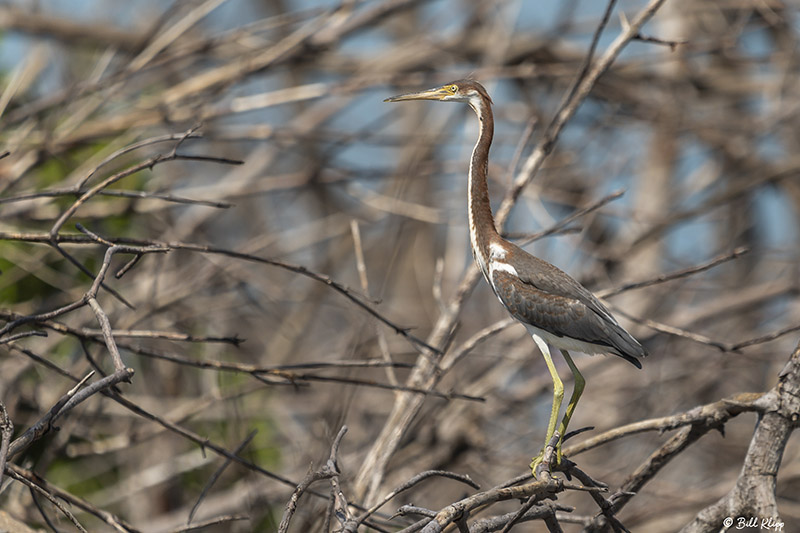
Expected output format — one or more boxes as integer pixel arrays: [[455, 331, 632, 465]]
[[449, 85, 458, 93]]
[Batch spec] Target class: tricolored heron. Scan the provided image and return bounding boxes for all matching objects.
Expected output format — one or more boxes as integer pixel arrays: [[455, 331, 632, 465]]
[[385, 79, 646, 476]]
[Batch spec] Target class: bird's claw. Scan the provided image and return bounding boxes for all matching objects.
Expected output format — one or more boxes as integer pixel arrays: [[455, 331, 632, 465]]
[[530, 454, 548, 479], [530, 452, 560, 479], [530, 432, 562, 479]]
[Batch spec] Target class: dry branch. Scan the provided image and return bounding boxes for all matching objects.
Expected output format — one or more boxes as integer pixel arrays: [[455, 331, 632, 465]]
[[677, 344, 800, 533]]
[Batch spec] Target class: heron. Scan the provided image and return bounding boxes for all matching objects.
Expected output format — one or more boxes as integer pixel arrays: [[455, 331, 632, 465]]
[[385, 79, 647, 477]]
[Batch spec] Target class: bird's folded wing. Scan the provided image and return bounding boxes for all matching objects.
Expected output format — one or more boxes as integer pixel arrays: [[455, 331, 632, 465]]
[[505, 249, 621, 327], [490, 267, 646, 366], [491, 269, 616, 348]]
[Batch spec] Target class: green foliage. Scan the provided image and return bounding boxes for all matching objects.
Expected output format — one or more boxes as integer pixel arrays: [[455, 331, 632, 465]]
[[252, 509, 280, 532], [245, 418, 281, 468], [48, 454, 113, 498], [0, 243, 58, 305]]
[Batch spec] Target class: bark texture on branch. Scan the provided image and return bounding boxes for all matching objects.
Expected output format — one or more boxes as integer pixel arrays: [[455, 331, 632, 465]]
[[679, 344, 799, 533]]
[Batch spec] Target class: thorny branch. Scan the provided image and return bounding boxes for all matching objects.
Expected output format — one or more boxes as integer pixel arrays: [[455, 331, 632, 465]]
[[7, 466, 89, 533], [7, 369, 133, 459], [277, 426, 349, 533]]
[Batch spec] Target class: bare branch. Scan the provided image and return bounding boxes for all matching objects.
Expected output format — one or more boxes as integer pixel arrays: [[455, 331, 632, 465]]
[[563, 392, 767, 458], [597, 247, 750, 298], [0, 401, 12, 487], [8, 368, 134, 459]]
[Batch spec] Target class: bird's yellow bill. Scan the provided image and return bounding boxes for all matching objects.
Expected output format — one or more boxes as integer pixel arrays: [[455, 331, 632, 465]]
[[384, 86, 450, 102]]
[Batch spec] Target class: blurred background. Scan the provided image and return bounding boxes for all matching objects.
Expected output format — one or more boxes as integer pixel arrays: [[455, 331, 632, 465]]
[[0, 0, 799, 531]]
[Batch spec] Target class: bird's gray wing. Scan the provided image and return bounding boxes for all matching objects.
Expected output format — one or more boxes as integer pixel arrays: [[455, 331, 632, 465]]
[[490, 270, 614, 347], [510, 250, 622, 328], [491, 253, 646, 366]]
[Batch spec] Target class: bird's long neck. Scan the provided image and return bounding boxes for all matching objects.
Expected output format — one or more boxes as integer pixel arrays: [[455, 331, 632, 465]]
[[467, 96, 498, 276]]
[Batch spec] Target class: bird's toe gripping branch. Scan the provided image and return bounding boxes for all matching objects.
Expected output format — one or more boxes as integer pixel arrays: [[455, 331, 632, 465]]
[[531, 430, 562, 479]]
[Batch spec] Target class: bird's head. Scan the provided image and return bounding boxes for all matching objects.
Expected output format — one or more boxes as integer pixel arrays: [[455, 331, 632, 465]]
[[384, 79, 492, 107]]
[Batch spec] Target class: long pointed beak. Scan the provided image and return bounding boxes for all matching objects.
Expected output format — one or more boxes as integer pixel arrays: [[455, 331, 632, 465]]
[[384, 87, 448, 102]]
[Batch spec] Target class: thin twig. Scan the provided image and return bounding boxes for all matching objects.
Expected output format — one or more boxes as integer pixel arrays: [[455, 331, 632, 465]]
[[6, 467, 89, 533], [506, 190, 625, 246], [597, 247, 749, 298], [8, 368, 133, 459], [188, 430, 257, 524], [0, 330, 47, 344], [277, 426, 349, 533], [6, 464, 137, 532], [168, 515, 250, 533], [356, 470, 480, 527]]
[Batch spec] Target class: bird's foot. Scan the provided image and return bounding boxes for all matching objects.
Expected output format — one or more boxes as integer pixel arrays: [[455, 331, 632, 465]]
[[529, 451, 561, 479], [530, 431, 561, 479], [529, 453, 549, 479]]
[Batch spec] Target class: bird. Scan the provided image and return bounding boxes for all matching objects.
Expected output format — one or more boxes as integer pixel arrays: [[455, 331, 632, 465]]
[[385, 79, 647, 477]]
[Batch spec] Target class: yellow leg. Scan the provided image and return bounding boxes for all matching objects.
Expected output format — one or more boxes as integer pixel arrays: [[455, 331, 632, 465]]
[[556, 349, 585, 463], [530, 334, 563, 477]]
